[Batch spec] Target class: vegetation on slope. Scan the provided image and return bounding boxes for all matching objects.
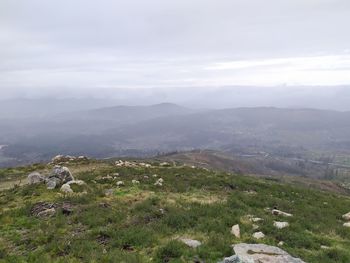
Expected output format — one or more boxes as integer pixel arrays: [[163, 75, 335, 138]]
[[0, 160, 350, 262]]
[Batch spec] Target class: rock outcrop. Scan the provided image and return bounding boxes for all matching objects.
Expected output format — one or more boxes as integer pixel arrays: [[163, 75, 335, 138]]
[[46, 165, 74, 189], [219, 243, 305, 263]]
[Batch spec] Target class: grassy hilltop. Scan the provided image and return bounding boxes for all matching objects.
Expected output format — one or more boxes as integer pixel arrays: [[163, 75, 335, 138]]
[[0, 159, 350, 262]]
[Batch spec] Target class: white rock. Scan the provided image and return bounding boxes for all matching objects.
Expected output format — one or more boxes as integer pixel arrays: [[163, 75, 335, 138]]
[[344, 222, 350, 227], [252, 231, 265, 239], [272, 209, 293, 217], [67, 180, 86, 186], [28, 172, 45, 185], [251, 217, 263, 223], [274, 221, 290, 229], [116, 181, 124, 186], [342, 212, 350, 221], [132, 180, 140, 184], [231, 224, 240, 238], [60, 183, 73, 194], [154, 178, 164, 186], [179, 238, 202, 248], [321, 245, 330, 249], [278, 241, 284, 246]]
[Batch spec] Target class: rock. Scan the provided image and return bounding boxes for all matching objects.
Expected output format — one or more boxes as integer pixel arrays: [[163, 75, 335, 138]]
[[116, 181, 124, 186], [231, 224, 241, 238], [278, 241, 284, 246], [272, 209, 293, 217], [104, 189, 114, 196], [218, 255, 240, 263], [252, 231, 265, 239], [46, 177, 62, 190], [342, 212, 350, 221], [152, 174, 158, 178], [154, 178, 164, 186], [221, 243, 306, 263], [28, 172, 45, 185], [179, 238, 202, 248], [132, 180, 140, 184], [274, 221, 289, 229], [320, 245, 330, 249], [252, 224, 259, 230], [66, 180, 86, 186], [47, 165, 74, 189], [250, 217, 263, 223], [343, 222, 350, 227], [60, 183, 73, 194], [37, 208, 56, 218], [31, 202, 57, 218]]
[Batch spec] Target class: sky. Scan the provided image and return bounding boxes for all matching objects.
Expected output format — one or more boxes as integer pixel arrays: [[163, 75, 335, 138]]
[[0, 0, 350, 99]]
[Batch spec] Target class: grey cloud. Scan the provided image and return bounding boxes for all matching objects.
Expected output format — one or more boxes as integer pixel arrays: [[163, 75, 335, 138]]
[[0, 0, 350, 95]]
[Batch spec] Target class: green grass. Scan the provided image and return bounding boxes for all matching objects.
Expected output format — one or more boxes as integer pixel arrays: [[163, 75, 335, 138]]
[[0, 161, 350, 262]]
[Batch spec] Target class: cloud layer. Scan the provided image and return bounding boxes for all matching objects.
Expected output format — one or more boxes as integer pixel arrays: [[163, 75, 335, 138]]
[[1, 0, 350, 96]]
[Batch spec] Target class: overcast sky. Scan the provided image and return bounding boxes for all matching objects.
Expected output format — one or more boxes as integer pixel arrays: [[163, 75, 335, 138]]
[[1, 0, 350, 99]]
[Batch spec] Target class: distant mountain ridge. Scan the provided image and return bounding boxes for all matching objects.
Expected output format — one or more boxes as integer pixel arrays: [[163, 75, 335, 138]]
[[1, 104, 350, 169]]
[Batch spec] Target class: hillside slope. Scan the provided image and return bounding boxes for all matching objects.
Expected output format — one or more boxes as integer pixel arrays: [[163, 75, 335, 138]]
[[1, 159, 350, 262]]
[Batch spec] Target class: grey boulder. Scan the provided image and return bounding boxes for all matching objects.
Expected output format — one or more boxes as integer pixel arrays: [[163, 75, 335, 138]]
[[219, 243, 305, 263], [46, 165, 74, 189], [28, 172, 46, 185]]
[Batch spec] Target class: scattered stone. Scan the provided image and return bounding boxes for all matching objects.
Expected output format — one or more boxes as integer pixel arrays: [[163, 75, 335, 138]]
[[46, 165, 74, 189], [343, 222, 350, 227], [152, 174, 158, 178], [160, 162, 169, 166], [66, 180, 86, 186], [272, 209, 293, 217], [320, 245, 330, 249], [278, 241, 284, 246], [219, 243, 306, 263], [104, 189, 114, 196], [252, 231, 265, 239], [116, 181, 124, 186], [231, 224, 240, 238], [132, 180, 140, 184], [250, 217, 263, 223], [37, 208, 56, 218], [31, 202, 57, 218], [154, 178, 164, 186], [274, 221, 289, 229], [60, 183, 73, 194], [252, 224, 259, 230], [28, 172, 46, 185], [342, 212, 350, 221], [52, 155, 89, 164], [46, 177, 61, 190], [179, 238, 202, 248]]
